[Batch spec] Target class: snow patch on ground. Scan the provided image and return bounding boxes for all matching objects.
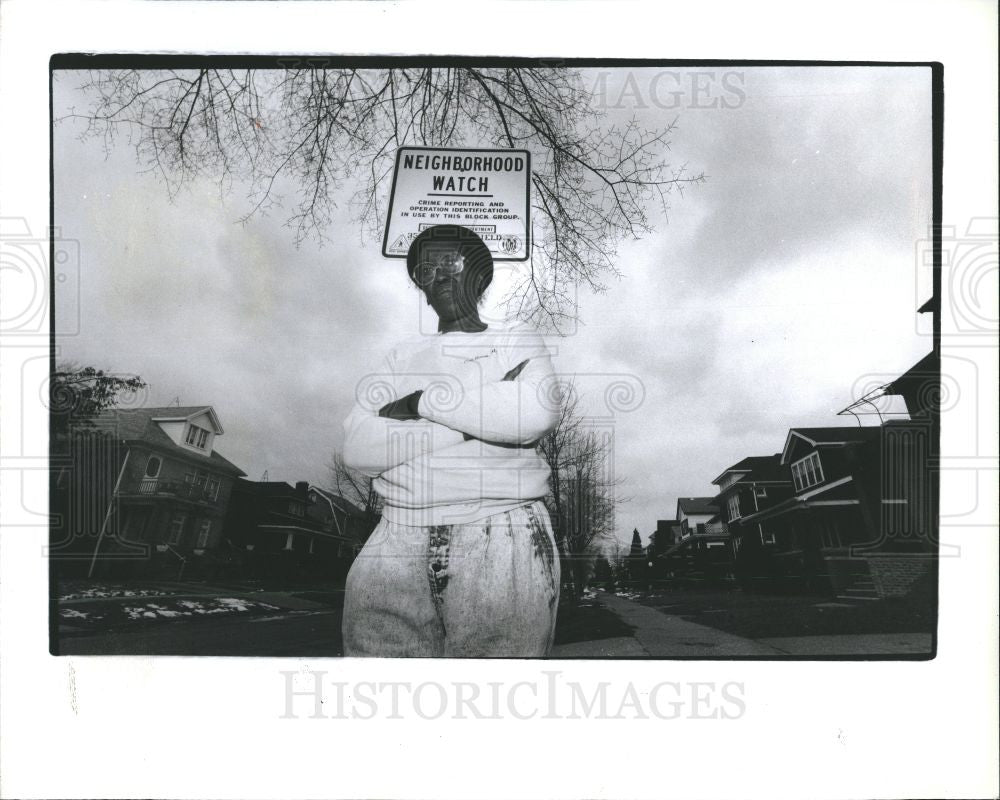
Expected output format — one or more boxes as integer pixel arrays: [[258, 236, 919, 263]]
[[60, 608, 94, 619], [59, 585, 178, 601], [96, 598, 282, 622]]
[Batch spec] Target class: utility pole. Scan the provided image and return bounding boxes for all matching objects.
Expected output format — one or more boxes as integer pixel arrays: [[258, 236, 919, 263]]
[[88, 448, 131, 579]]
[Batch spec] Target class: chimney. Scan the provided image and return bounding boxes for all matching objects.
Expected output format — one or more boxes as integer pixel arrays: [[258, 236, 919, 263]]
[[295, 481, 309, 497]]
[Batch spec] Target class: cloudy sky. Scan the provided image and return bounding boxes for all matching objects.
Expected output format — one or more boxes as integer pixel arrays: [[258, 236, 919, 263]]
[[53, 66, 933, 550]]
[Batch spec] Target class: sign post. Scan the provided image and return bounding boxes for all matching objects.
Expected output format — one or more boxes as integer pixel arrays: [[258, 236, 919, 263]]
[[382, 146, 531, 261]]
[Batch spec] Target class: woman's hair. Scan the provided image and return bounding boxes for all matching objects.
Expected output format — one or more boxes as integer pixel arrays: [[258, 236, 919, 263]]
[[405, 224, 494, 299]]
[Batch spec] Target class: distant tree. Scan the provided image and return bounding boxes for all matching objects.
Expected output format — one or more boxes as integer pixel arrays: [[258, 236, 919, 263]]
[[327, 450, 382, 519], [538, 383, 626, 597], [627, 527, 648, 587], [62, 66, 704, 329], [629, 528, 644, 557]]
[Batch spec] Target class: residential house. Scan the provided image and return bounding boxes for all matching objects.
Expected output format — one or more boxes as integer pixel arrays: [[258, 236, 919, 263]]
[[658, 498, 732, 584], [59, 406, 247, 578], [711, 454, 795, 591], [223, 480, 376, 583], [306, 486, 378, 579], [656, 519, 684, 548], [733, 422, 934, 599], [645, 519, 682, 578], [675, 497, 718, 536]]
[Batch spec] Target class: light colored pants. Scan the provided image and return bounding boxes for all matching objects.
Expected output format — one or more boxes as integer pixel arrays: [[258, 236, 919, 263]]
[[343, 500, 560, 657]]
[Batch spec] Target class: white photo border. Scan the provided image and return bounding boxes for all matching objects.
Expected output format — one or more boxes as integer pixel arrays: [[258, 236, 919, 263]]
[[2, 2, 998, 799]]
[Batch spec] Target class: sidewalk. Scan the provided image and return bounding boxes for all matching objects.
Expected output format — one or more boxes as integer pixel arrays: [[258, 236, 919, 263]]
[[550, 592, 785, 658], [549, 591, 933, 658]]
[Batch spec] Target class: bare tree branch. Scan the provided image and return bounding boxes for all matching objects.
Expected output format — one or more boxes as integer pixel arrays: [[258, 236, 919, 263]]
[[538, 381, 628, 596], [59, 66, 704, 330]]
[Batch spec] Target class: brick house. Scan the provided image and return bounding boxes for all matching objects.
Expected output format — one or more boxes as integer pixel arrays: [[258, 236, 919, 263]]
[[74, 406, 247, 577]]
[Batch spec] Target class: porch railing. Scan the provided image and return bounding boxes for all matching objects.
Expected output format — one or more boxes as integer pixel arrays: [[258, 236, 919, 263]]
[[136, 478, 217, 503]]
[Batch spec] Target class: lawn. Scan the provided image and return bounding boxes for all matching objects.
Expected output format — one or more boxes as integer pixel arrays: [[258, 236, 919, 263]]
[[57, 595, 287, 629], [635, 586, 936, 639]]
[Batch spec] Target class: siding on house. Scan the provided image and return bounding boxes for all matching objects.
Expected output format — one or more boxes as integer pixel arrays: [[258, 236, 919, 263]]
[[55, 405, 247, 577]]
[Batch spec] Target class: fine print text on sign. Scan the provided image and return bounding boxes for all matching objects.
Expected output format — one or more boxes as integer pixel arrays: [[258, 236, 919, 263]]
[[382, 147, 531, 261]]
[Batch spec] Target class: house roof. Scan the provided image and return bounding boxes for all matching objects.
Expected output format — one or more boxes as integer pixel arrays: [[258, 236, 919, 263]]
[[781, 426, 882, 464], [310, 486, 371, 519], [738, 476, 859, 524], [711, 454, 786, 485], [676, 497, 718, 515], [97, 407, 245, 476], [234, 479, 299, 496], [885, 351, 938, 395], [149, 405, 224, 433]]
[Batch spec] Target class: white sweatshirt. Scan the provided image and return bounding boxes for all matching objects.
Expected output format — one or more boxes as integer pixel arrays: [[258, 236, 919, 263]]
[[342, 325, 560, 526]]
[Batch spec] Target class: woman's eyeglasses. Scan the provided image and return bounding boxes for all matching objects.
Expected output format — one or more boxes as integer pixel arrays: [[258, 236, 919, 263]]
[[415, 249, 465, 286]]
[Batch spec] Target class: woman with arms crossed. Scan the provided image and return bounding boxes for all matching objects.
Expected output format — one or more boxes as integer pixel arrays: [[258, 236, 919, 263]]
[[341, 224, 562, 657]]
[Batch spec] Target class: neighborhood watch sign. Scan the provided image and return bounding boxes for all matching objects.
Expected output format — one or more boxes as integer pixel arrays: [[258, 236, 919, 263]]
[[382, 147, 531, 261]]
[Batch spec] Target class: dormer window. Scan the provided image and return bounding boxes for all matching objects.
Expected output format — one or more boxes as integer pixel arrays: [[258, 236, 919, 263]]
[[185, 424, 210, 449], [792, 452, 824, 492]]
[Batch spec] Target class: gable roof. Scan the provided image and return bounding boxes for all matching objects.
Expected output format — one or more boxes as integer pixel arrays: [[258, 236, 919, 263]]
[[149, 405, 224, 434], [712, 454, 786, 485], [96, 407, 245, 476], [676, 497, 718, 516], [781, 426, 882, 464], [885, 351, 938, 395]]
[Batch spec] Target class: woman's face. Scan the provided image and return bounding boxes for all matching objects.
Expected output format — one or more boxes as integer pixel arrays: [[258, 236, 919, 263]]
[[417, 244, 479, 322]]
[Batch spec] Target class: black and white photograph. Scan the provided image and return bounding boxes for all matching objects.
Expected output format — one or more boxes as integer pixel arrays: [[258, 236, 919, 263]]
[[1, 2, 997, 799], [48, 58, 941, 659]]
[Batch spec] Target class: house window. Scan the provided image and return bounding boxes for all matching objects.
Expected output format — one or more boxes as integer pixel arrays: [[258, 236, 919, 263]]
[[144, 456, 162, 478], [185, 424, 210, 449], [760, 528, 777, 545], [196, 520, 212, 548], [185, 471, 211, 499], [168, 513, 186, 545], [727, 494, 741, 522], [754, 487, 768, 499], [791, 452, 825, 492], [206, 477, 220, 501], [288, 501, 305, 518]]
